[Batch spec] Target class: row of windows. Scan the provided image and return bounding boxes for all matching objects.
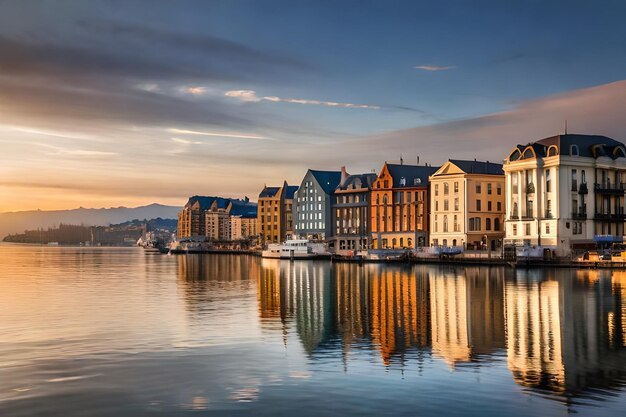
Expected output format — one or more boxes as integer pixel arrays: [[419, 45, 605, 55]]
[[434, 182, 502, 196], [295, 222, 324, 230], [433, 216, 501, 232], [434, 199, 502, 212]]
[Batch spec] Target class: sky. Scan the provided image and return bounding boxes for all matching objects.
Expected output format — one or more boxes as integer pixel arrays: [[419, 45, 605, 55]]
[[1, 0, 626, 212]]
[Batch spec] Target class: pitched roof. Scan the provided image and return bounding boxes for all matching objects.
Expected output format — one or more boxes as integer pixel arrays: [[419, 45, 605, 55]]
[[285, 185, 299, 199], [185, 196, 257, 217], [448, 159, 504, 175], [259, 187, 280, 198], [385, 164, 439, 187], [309, 170, 342, 194], [336, 173, 378, 191]]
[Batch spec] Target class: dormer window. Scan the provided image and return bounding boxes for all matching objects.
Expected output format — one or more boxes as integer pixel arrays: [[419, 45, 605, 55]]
[[414, 178, 421, 185], [570, 145, 579, 156], [400, 177, 406, 186]]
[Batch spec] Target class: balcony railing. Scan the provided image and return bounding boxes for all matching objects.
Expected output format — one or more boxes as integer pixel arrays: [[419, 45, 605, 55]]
[[594, 212, 626, 221], [545, 211, 553, 219], [595, 183, 626, 194], [578, 183, 588, 194], [509, 213, 519, 220], [572, 210, 587, 220]]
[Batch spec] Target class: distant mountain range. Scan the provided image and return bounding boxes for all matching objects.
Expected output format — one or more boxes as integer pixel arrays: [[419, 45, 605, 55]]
[[0, 203, 181, 239]]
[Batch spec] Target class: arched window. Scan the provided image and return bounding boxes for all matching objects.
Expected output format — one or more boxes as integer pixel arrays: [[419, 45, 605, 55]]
[[443, 239, 448, 246], [383, 195, 388, 204], [570, 145, 579, 156], [614, 146, 626, 158], [407, 238, 413, 248], [452, 239, 457, 246], [399, 238, 404, 247], [494, 218, 500, 231], [522, 147, 535, 159], [392, 238, 397, 248], [509, 149, 522, 162], [547, 145, 559, 157], [486, 218, 491, 231]]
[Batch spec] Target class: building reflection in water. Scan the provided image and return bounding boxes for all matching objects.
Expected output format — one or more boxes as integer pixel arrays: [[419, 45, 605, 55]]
[[178, 256, 626, 401], [430, 267, 505, 367], [505, 268, 626, 397]]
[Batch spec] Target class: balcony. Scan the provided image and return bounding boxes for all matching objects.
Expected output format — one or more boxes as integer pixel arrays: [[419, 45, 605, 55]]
[[594, 212, 626, 222], [509, 213, 519, 220], [578, 183, 588, 194], [594, 182, 626, 195], [572, 210, 587, 220], [525, 183, 535, 194]]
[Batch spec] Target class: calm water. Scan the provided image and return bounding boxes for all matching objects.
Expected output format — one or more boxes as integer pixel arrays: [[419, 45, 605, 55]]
[[1, 245, 626, 416]]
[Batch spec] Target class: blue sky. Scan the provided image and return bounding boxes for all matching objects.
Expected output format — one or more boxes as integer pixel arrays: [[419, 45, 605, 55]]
[[1, 0, 626, 210]]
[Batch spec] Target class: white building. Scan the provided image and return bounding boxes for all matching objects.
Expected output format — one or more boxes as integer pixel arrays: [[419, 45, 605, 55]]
[[503, 134, 626, 256]]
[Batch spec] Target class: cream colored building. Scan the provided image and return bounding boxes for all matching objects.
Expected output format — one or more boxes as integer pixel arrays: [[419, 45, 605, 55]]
[[429, 160, 505, 250], [230, 215, 258, 240], [503, 134, 626, 255]]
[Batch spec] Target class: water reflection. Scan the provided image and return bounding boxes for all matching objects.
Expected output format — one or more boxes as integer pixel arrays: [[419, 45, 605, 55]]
[[255, 261, 626, 401]]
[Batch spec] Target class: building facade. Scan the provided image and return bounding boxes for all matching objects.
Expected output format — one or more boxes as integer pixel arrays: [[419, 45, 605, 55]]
[[429, 160, 505, 250], [177, 196, 257, 239], [294, 169, 342, 241], [257, 181, 298, 244], [503, 134, 626, 255], [371, 162, 439, 249], [230, 215, 258, 240], [333, 169, 378, 253]]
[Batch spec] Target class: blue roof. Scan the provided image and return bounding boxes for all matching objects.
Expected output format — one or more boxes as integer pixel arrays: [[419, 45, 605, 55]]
[[259, 187, 280, 198], [285, 185, 298, 199], [309, 170, 342, 194], [449, 159, 503, 175], [386, 164, 439, 187], [185, 196, 257, 217]]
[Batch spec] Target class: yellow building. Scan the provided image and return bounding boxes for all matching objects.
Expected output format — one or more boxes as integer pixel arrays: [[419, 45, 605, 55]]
[[257, 181, 298, 244], [429, 160, 505, 250]]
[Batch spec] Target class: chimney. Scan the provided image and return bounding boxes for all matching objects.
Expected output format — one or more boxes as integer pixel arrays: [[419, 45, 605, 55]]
[[244, 196, 249, 203], [340, 166, 349, 184], [400, 156, 404, 165], [417, 156, 420, 165]]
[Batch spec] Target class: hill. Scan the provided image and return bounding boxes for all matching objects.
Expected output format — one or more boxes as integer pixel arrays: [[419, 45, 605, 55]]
[[0, 204, 181, 240]]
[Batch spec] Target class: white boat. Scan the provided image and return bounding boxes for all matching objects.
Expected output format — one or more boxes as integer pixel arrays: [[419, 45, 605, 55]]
[[261, 239, 319, 259]]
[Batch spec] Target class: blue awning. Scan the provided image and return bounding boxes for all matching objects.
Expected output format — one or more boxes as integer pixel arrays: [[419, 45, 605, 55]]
[[593, 235, 623, 243]]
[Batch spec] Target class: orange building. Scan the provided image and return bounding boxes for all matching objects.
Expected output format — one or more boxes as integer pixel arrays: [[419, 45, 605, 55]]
[[371, 162, 439, 249], [257, 181, 298, 244]]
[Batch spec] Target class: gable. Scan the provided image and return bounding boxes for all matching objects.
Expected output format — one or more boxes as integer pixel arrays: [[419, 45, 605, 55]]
[[433, 161, 465, 176]]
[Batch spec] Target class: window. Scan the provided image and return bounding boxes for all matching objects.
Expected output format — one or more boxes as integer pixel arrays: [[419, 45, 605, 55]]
[[444, 183, 449, 195], [454, 215, 459, 232], [443, 215, 448, 232], [572, 169, 577, 190], [494, 218, 500, 231], [444, 200, 449, 210], [570, 145, 579, 156], [468, 217, 481, 231], [476, 200, 482, 211], [488, 201, 492, 211], [582, 170, 586, 184], [454, 182, 459, 193], [434, 215, 438, 232], [546, 200, 552, 218], [497, 184, 502, 195], [512, 224, 518, 236], [525, 223, 531, 236], [497, 202, 502, 211], [546, 223, 550, 234], [435, 184, 439, 196], [487, 183, 492, 195], [512, 175, 519, 194], [454, 198, 459, 211], [545, 169, 551, 193], [486, 218, 491, 230], [476, 183, 482, 193], [435, 201, 439, 211]]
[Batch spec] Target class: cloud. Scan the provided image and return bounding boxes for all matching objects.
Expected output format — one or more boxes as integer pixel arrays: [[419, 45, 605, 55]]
[[225, 90, 380, 109], [167, 128, 271, 140], [171, 137, 202, 145], [414, 65, 455, 71], [184, 86, 206, 95]]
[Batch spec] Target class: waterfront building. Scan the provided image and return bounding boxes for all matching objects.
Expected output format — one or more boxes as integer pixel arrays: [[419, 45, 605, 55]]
[[177, 196, 257, 239], [371, 162, 439, 249], [333, 169, 377, 253], [230, 215, 258, 240], [294, 169, 342, 241], [257, 181, 299, 244], [503, 134, 626, 255], [429, 160, 505, 250]]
